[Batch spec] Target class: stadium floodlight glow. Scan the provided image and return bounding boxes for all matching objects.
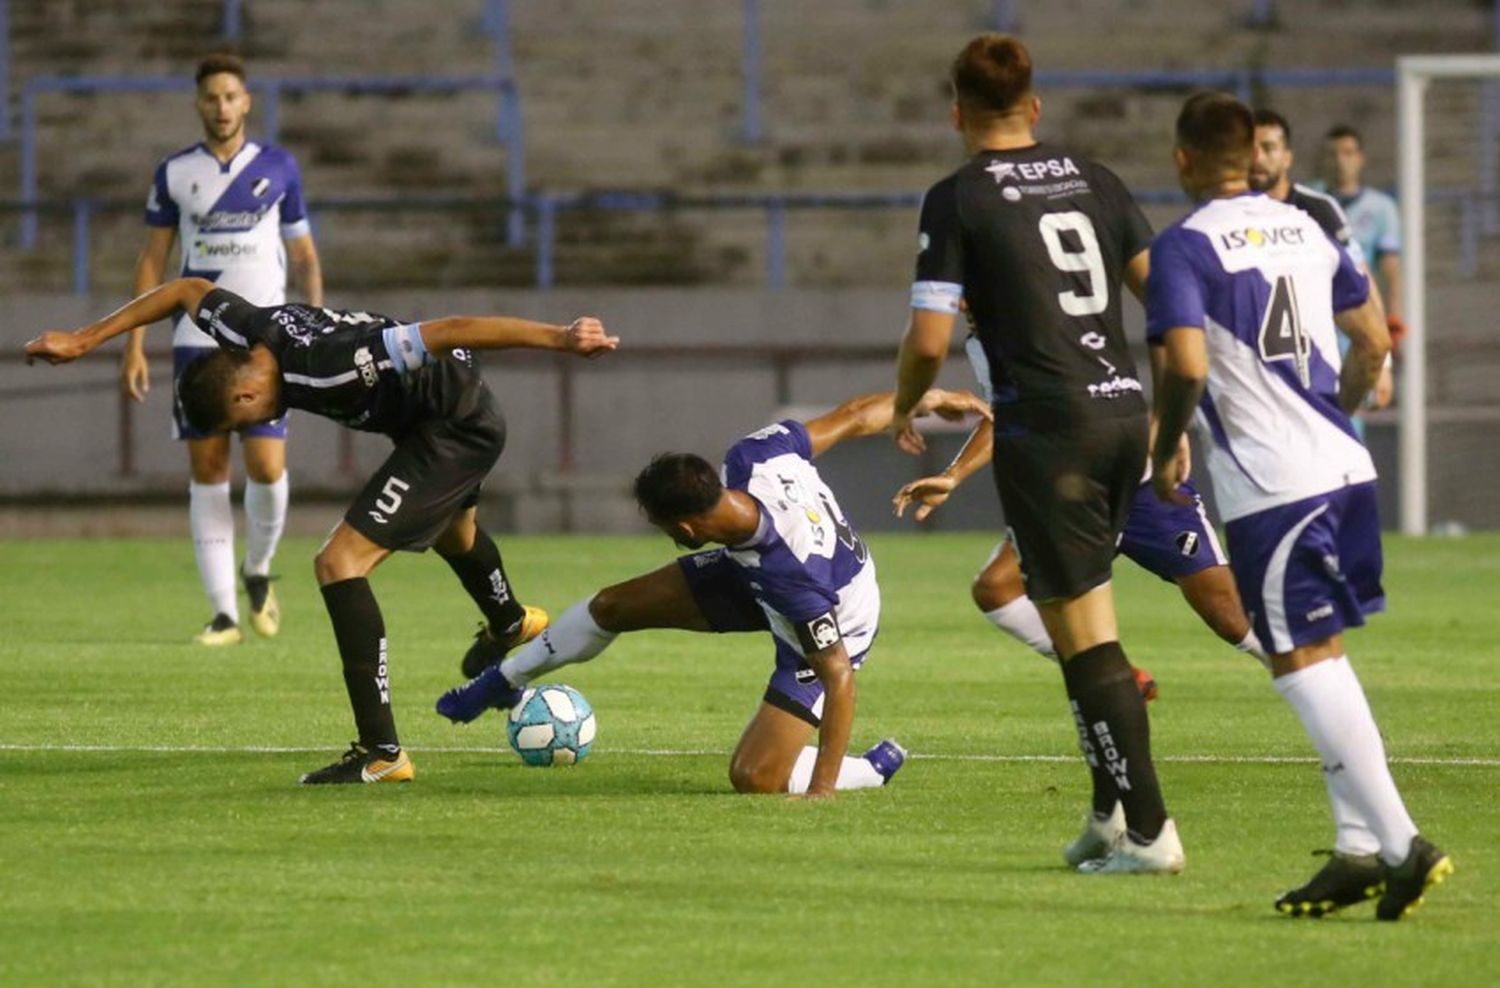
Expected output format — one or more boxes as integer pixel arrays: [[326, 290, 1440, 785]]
[[1396, 55, 1500, 535]]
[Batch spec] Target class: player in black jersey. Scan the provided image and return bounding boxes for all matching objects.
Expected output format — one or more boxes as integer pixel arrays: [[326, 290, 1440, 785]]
[[890, 35, 1182, 873], [1250, 109, 1393, 418], [26, 277, 617, 784]]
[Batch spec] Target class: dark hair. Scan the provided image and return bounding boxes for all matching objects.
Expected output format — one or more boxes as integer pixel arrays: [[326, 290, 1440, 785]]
[[633, 453, 723, 523], [178, 348, 251, 432], [1177, 92, 1255, 166], [1253, 108, 1292, 144], [950, 34, 1034, 116], [196, 53, 247, 87], [1325, 123, 1363, 147]]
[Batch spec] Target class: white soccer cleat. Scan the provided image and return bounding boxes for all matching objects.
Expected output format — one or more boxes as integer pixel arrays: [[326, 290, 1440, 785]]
[[1078, 818, 1185, 875], [1063, 800, 1125, 867]]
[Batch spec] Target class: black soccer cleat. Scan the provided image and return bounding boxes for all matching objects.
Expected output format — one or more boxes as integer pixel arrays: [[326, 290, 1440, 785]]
[[299, 742, 414, 785], [459, 606, 549, 678], [1275, 850, 1384, 918], [242, 569, 281, 638], [1376, 835, 1454, 921]]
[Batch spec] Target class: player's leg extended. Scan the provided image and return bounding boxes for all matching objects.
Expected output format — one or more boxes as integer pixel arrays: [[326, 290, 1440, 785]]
[[241, 434, 288, 638], [432, 505, 543, 677], [301, 521, 410, 784], [435, 558, 715, 724], [972, 540, 1056, 658], [1174, 567, 1265, 663], [187, 433, 241, 644]]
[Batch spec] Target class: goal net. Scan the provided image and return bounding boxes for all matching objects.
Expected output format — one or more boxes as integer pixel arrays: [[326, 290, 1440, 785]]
[[1397, 55, 1500, 534]]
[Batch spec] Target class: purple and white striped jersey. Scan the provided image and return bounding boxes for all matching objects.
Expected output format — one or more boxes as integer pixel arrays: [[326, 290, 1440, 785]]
[[145, 141, 311, 347], [1146, 192, 1373, 521]]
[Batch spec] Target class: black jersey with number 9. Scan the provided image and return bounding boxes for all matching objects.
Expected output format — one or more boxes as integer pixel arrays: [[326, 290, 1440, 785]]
[[912, 144, 1154, 426]]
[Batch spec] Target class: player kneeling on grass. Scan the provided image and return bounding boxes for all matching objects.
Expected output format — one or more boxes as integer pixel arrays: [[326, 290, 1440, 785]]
[[25, 277, 617, 785], [437, 389, 988, 798]]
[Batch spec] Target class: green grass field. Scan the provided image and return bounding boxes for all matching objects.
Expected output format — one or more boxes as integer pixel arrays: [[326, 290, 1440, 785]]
[[2, 533, 1497, 986]]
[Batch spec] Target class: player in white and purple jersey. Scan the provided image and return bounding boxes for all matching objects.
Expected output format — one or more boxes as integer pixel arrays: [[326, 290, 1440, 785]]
[[436, 389, 987, 798], [1148, 93, 1451, 921], [119, 54, 323, 646]]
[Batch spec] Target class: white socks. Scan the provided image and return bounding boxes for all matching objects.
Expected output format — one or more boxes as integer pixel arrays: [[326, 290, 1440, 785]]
[[1273, 656, 1418, 864], [984, 597, 1057, 660], [189, 481, 238, 622], [500, 597, 617, 689], [786, 746, 886, 794], [243, 473, 288, 577]]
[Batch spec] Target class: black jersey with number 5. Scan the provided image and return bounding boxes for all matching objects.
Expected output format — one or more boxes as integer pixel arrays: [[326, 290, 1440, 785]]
[[913, 144, 1154, 425], [191, 287, 477, 437]]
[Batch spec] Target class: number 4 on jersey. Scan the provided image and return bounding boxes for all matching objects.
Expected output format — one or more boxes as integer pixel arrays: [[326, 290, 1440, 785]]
[[1257, 274, 1311, 388]]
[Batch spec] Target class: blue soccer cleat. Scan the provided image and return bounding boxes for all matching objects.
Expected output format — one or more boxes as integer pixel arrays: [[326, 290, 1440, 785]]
[[863, 738, 908, 784], [435, 665, 524, 724]]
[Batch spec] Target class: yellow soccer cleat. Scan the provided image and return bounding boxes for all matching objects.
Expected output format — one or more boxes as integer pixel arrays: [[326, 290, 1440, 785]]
[[243, 571, 281, 638], [193, 613, 243, 646], [460, 605, 551, 678], [300, 743, 415, 785]]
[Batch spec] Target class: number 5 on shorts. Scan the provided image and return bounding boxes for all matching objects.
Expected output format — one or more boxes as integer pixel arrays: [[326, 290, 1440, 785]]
[[375, 476, 410, 515]]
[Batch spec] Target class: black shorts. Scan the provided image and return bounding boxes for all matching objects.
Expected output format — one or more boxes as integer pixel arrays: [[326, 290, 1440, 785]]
[[992, 412, 1148, 602], [346, 370, 506, 551]]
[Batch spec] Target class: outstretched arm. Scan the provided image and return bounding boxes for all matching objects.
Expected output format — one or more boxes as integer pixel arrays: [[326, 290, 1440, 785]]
[[892, 416, 994, 523], [802, 388, 989, 458], [419, 315, 618, 358], [27, 277, 215, 365]]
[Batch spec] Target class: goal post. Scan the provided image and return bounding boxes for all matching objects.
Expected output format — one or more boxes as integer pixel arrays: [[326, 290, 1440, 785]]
[[1396, 55, 1500, 535]]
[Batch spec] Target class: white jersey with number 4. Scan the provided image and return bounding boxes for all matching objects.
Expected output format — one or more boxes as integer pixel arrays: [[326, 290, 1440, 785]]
[[145, 141, 311, 347], [1145, 192, 1374, 521]]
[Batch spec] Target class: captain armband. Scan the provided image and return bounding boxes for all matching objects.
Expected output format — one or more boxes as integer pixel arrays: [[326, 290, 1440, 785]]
[[382, 323, 432, 376], [910, 280, 963, 315]]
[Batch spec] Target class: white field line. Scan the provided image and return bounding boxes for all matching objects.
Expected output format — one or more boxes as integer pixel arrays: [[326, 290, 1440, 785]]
[[0, 743, 1496, 767]]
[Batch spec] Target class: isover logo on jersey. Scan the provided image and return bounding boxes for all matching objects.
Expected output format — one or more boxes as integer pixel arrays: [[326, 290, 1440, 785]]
[[1219, 226, 1308, 251]]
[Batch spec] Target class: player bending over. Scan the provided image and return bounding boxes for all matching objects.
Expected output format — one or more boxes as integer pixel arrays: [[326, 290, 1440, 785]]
[[26, 278, 617, 785], [893, 315, 1266, 685], [436, 389, 988, 798], [1149, 92, 1451, 920]]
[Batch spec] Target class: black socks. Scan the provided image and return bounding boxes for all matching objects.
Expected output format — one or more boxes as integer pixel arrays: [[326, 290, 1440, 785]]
[[1062, 641, 1168, 842], [321, 578, 399, 758], [439, 527, 526, 636]]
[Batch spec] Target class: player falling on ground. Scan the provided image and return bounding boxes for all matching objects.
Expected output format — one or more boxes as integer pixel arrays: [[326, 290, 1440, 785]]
[[890, 34, 1182, 872], [436, 389, 989, 798], [121, 53, 324, 646], [893, 312, 1266, 681], [1148, 92, 1452, 920], [1250, 109, 1394, 423], [26, 278, 617, 785]]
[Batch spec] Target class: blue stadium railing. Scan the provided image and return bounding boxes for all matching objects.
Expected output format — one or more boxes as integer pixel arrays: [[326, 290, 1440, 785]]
[[4, 185, 1492, 297]]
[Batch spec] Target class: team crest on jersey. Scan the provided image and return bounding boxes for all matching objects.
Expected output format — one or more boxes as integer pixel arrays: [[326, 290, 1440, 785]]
[[1176, 531, 1200, 557], [251, 177, 271, 197], [353, 346, 379, 386]]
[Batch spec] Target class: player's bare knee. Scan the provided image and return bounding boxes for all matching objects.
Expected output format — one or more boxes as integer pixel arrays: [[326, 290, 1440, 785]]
[[972, 569, 1022, 613], [433, 516, 477, 557], [588, 586, 630, 632], [313, 545, 357, 586], [728, 755, 783, 794]]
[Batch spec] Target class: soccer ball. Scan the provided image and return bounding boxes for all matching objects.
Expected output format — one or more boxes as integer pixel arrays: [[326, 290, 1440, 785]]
[[506, 684, 596, 766]]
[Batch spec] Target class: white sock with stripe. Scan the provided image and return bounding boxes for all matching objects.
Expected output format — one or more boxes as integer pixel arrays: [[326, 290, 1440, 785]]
[[243, 472, 288, 577], [984, 597, 1057, 660], [189, 480, 238, 622], [1273, 656, 1416, 863], [500, 596, 616, 689], [786, 746, 885, 794]]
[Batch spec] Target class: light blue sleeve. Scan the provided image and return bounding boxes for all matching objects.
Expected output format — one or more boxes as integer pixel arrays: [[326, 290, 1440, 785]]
[[1375, 191, 1401, 255]]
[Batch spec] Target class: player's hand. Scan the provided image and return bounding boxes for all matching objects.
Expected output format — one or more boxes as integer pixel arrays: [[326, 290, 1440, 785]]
[[890, 409, 925, 454], [120, 347, 150, 401], [1369, 362, 1394, 410], [912, 388, 992, 423], [1152, 444, 1193, 506], [24, 330, 90, 365], [893, 473, 957, 523], [791, 786, 836, 801], [1386, 314, 1407, 350], [563, 317, 619, 358]]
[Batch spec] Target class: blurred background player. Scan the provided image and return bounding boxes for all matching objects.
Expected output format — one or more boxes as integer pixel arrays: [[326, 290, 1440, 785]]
[[1315, 124, 1405, 345], [120, 53, 324, 645], [28, 278, 616, 784], [437, 389, 988, 798], [890, 34, 1181, 873], [1149, 92, 1451, 921], [1250, 109, 1393, 422]]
